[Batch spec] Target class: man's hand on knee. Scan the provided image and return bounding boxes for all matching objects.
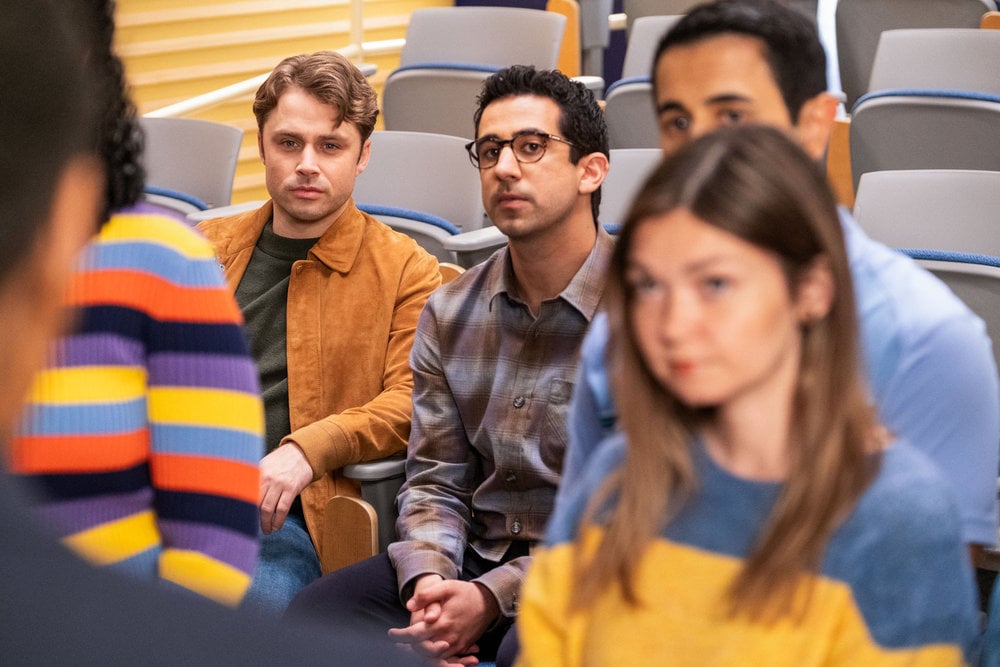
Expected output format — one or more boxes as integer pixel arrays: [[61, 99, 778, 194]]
[[258, 443, 312, 533]]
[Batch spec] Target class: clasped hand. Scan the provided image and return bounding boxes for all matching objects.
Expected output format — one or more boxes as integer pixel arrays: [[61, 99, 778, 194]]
[[388, 575, 500, 667]]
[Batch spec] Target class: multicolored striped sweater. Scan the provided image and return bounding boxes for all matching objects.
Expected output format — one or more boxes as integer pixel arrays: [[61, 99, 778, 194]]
[[519, 436, 981, 666], [9, 204, 264, 607]]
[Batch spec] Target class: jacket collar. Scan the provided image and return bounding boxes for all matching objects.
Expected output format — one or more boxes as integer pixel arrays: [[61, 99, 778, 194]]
[[223, 199, 367, 274], [305, 199, 366, 274]]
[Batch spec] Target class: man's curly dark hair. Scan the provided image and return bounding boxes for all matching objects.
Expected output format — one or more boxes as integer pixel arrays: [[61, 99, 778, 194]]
[[473, 65, 609, 224]]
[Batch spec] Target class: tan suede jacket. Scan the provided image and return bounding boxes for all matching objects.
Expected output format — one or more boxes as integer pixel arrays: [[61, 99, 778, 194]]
[[198, 200, 441, 565]]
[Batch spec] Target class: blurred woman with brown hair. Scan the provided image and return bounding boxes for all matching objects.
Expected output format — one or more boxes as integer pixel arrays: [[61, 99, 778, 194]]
[[518, 126, 979, 665]]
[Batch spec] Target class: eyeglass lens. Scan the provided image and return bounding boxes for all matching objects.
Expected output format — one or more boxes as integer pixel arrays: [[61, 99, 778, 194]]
[[473, 133, 549, 168]]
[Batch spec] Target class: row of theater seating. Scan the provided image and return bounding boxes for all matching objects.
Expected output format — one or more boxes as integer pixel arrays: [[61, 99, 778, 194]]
[[137, 0, 1000, 181], [140, 3, 1000, 213], [141, 20, 1000, 218]]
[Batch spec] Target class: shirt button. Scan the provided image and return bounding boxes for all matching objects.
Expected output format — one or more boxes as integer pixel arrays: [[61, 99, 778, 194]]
[[513, 396, 526, 409], [511, 520, 521, 535], [505, 472, 517, 484]]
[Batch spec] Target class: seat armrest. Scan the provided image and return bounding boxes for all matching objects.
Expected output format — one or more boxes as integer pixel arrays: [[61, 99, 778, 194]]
[[442, 226, 508, 267], [572, 75, 605, 99], [343, 454, 406, 481], [343, 454, 407, 553], [321, 496, 378, 573], [187, 200, 266, 223]]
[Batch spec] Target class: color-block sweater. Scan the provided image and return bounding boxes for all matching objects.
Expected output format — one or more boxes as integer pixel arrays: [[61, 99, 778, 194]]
[[520, 436, 980, 666]]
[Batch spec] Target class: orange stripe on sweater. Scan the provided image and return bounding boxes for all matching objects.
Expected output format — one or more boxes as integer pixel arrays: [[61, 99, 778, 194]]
[[67, 270, 240, 323], [151, 453, 260, 504], [9, 430, 148, 473]]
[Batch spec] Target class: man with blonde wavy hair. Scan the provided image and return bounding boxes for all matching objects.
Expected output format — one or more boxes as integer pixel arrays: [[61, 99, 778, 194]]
[[199, 51, 441, 614]]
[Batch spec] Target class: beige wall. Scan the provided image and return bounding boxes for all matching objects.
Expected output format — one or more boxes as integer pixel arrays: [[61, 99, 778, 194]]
[[116, 0, 450, 203]]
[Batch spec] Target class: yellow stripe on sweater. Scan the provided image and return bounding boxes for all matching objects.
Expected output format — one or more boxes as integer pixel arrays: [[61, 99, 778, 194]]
[[101, 212, 217, 258], [160, 549, 252, 607], [28, 366, 146, 403], [63, 510, 160, 566], [149, 387, 264, 434]]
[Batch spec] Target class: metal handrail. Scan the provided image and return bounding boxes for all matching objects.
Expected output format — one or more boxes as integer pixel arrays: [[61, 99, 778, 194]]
[[144, 39, 403, 119]]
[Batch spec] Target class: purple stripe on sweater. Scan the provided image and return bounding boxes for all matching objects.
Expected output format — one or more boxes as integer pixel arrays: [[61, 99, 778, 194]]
[[158, 518, 260, 574], [55, 333, 144, 368], [147, 353, 260, 392], [35, 488, 154, 536]]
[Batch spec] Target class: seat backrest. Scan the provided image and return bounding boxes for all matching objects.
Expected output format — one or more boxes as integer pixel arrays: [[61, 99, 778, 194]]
[[142, 187, 207, 220], [621, 15, 682, 79], [604, 77, 659, 149], [868, 29, 1000, 95], [835, 0, 993, 107], [357, 204, 460, 264], [139, 117, 243, 208], [442, 226, 509, 269], [400, 6, 565, 68], [382, 65, 496, 139], [853, 170, 1000, 256], [623, 0, 816, 31], [355, 130, 485, 232], [600, 148, 661, 227], [849, 90, 1000, 191], [622, 0, 702, 31]]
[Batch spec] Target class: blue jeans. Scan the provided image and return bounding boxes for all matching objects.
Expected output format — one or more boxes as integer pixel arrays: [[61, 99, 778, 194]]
[[240, 514, 321, 616]]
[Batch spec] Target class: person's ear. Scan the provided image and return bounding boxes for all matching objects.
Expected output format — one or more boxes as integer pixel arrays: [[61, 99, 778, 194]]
[[577, 151, 610, 195], [793, 92, 838, 162], [43, 156, 105, 285], [795, 255, 835, 325], [355, 138, 372, 176], [257, 131, 266, 163]]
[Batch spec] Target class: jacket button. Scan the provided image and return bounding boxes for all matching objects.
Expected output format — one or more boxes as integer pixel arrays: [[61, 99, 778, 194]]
[[513, 396, 525, 409]]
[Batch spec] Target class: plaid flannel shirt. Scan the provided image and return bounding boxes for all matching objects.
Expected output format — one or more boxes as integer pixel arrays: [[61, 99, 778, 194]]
[[389, 230, 613, 617]]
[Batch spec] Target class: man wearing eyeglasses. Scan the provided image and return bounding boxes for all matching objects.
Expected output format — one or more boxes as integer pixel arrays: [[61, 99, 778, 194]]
[[288, 65, 612, 667]]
